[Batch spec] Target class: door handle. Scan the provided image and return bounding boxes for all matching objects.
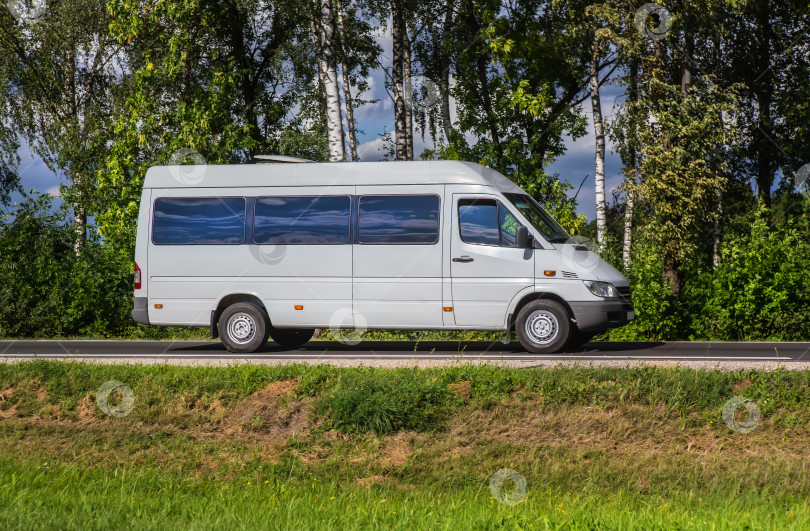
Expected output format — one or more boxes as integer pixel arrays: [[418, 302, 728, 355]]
[[453, 256, 474, 263]]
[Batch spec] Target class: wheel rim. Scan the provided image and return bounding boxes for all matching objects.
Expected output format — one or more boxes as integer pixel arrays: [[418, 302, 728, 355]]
[[227, 312, 256, 344], [525, 310, 559, 345]]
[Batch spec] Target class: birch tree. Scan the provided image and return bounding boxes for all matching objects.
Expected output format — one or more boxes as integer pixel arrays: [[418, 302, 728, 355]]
[[391, 0, 409, 160], [335, 0, 358, 161], [589, 51, 607, 250], [313, 0, 345, 161], [0, 0, 120, 250]]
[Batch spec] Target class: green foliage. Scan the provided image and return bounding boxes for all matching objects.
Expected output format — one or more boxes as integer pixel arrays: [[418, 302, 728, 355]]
[[608, 200, 810, 342], [0, 194, 132, 337], [695, 205, 810, 341], [317, 369, 454, 434]]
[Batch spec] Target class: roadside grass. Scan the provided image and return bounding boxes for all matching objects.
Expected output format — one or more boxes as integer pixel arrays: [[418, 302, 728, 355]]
[[2, 361, 810, 528]]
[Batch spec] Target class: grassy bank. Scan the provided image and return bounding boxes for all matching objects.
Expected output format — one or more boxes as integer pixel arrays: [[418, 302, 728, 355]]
[[1, 361, 810, 529]]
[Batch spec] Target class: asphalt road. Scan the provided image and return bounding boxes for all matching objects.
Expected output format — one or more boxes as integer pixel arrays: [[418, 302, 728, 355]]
[[1, 339, 809, 362]]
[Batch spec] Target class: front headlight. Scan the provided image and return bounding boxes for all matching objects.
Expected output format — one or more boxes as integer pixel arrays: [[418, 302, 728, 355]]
[[583, 280, 617, 298]]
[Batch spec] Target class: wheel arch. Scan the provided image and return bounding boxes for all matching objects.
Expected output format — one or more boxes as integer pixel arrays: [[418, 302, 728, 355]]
[[211, 293, 269, 339], [507, 290, 576, 330]]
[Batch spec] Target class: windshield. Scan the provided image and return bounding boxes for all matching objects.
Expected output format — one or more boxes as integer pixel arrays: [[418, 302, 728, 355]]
[[503, 193, 570, 243]]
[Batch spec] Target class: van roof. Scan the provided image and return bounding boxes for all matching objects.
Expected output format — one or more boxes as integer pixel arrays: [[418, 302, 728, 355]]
[[143, 160, 524, 194]]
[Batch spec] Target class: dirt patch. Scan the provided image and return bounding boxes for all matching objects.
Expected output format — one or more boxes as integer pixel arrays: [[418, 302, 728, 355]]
[[448, 380, 472, 398], [733, 379, 753, 395], [0, 387, 17, 419], [77, 394, 97, 423], [221, 380, 313, 439], [377, 432, 413, 467], [356, 475, 388, 488], [440, 400, 810, 461]]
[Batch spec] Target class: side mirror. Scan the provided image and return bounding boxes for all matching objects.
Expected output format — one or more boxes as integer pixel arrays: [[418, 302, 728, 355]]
[[515, 225, 530, 248]]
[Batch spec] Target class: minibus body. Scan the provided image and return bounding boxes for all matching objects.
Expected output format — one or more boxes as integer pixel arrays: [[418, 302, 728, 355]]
[[132, 160, 633, 353]]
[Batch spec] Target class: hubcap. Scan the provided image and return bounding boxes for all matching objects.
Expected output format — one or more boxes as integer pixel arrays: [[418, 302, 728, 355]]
[[227, 312, 256, 344], [525, 310, 559, 345]]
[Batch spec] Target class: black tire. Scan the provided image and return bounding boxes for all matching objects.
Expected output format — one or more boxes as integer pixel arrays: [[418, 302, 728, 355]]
[[270, 328, 315, 349], [218, 302, 270, 353], [566, 330, 596, 350], [515, 299, 571, 354]]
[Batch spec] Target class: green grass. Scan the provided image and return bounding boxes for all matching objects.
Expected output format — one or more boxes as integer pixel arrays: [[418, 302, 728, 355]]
[[2, 361, 810, 528], [1, 456, 807, 530]]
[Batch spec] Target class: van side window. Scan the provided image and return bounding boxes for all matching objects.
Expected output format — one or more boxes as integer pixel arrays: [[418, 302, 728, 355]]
[[358, 195, 440, 244], [458, 198, 521, 247], [254, 196, 350, 244], [152, 197, 246, 245], [458, 199, 499, 245]]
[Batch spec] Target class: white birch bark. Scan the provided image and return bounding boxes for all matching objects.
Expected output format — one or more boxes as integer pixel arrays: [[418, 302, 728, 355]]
[[589, 52, 606, 250], [316, 0, 345, 162]]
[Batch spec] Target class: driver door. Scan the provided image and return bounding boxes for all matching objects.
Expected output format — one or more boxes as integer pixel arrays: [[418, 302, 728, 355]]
[[448, 191, 534, 328]]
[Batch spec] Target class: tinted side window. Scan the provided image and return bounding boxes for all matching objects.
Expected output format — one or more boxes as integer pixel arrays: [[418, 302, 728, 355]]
[[254, 196, 350, 244], [458, 199, 499, 245], [358, 195, 440, 244], [152, 197, 246, 245]]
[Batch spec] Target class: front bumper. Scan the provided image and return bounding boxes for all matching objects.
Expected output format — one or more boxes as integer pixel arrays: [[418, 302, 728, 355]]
[[569, 300, 634, 332], [132, 297, 149, 325]]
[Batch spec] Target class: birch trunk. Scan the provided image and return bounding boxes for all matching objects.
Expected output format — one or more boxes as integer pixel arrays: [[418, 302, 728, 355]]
[[316, 0, 345, 162], [713, 189, 722, 268], [335, 0, 358, 161], [403, 24, 414, 160], [440, 1, 454, 141], [391, 0, 408, 160], [623, 59, 639, 269], [589, 51, 606, 251]]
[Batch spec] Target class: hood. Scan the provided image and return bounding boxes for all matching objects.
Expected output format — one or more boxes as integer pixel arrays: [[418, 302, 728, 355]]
[[552, 243, 629, 286]]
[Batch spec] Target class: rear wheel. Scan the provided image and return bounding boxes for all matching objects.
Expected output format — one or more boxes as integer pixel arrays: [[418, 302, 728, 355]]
[[218, 302, 270, 353], [270, 328, 315, 349], [515, 299, 571, 354]]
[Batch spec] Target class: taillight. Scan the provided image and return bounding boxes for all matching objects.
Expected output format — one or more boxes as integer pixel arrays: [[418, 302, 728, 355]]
[[134, 262, 142, 290]]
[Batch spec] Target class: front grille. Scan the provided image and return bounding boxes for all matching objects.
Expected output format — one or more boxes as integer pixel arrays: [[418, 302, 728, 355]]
[[616, 286, 633, 308]]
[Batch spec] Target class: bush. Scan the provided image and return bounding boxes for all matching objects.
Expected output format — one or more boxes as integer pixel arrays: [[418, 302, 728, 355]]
[[318, 369, 454, 434], [695, 208, 810, 340], [0, 194, 133, 337]]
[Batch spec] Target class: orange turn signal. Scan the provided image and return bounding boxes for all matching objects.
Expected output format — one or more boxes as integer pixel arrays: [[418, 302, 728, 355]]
[[294, 305, 304, 310], [544, 270, 556, 277], [154, 304, 163, 309], [443, 306, 453, 312]]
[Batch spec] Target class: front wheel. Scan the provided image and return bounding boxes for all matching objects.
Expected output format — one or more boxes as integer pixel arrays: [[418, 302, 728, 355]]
[[218, 302, 270, 353], [515, 299, 571, 354], [270, 328, 315, 349]]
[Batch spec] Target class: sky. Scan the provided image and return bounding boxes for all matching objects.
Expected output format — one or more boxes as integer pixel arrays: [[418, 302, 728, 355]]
[[11, 26, 629, 223]]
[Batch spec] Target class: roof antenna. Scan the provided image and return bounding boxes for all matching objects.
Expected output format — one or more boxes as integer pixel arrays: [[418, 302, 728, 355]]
[[573, 173, 589, 201], [253, 155, 314, 164]]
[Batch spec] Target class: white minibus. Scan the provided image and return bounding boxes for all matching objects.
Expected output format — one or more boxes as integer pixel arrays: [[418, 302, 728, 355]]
[[132, 160, 633, 353]]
